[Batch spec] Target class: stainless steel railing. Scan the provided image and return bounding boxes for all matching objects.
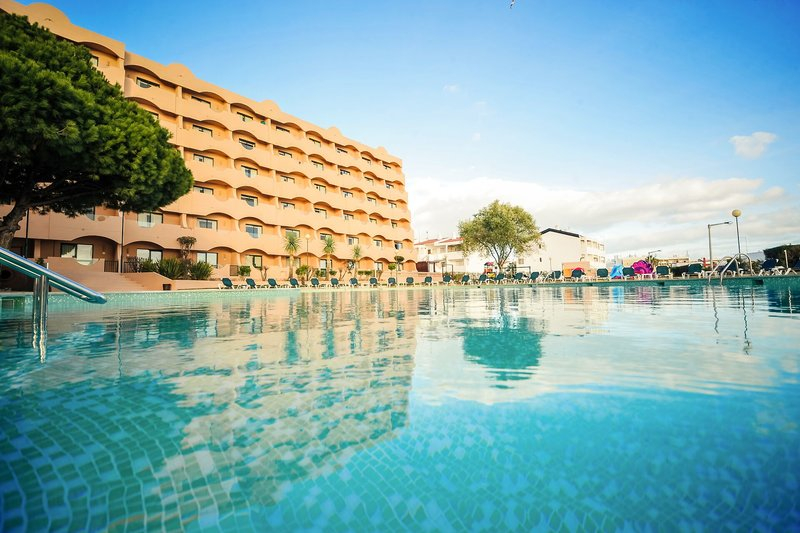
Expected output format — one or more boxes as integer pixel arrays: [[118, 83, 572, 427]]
[[0, 247, 106, 350]]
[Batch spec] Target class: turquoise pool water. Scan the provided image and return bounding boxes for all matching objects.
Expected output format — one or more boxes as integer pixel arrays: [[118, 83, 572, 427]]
[[1, 284, 798, 531]]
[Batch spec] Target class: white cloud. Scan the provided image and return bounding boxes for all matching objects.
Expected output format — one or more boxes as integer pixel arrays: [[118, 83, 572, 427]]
[[442, 84, 460, 94], [407, 175, 796, 258], [729, 131, 778, 159], [471, 132, 481, 142]]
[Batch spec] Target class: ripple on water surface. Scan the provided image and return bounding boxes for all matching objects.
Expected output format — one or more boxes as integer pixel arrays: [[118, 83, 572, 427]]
[[0, 285, 798, 531]]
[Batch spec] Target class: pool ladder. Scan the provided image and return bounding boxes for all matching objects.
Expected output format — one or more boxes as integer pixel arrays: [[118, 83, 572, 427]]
[[713, 253, 754, 285], [1, 247, 106, 353]]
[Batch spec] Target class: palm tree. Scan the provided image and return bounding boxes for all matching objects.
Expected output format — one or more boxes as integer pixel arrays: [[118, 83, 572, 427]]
[[284, 232, 300, 273], [323, 235, 336, 278], [351, 244, 362, 276]]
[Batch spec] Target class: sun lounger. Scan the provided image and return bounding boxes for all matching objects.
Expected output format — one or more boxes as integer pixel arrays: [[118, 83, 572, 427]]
[[369, 277, 379, 287], [682, 263, 704, 278], [219, 277, 236, 289], [622, 267, 635, 279], [654, 266, 671, 279], [330, 277, 340, 288], [529, 272, 540, 283], [349, 277, 359, 287], [405, 276, 415, 286], [595, 268, 609, 281], [387, 277, 397, 287], [423, 276, 433, 285], [310, 277, 321, 288], [442, 275, 453, 285], [759, 258, 783, 276], [244, 278, 265, 289], [289, 278, 301, 288]]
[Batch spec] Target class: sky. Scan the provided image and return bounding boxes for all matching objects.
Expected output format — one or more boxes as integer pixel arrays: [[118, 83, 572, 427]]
[[34, 0, 800, 259]]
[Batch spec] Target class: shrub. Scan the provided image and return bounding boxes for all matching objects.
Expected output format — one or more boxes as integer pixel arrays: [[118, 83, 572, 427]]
[[237, 265, 251, 277], [387, 263, 397, 271], [157, 257, 186, 279], [140, 258, 159, 273], [295, 264, 310, 281], [190, 261, 213, 280]]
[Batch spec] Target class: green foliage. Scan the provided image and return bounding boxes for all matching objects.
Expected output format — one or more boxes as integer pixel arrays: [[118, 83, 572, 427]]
[[284, 232, 300, 267], [458, 200, 541, 270], [237, 265, 251, 277], [139, 258, 159, 273], [177, 236, 196, 260], [295, 264, 310, 282], [387, 263, 397, 271], [189, 261, 213, 280], [157, 257, 186, 280], [0, 13, 193, 247]]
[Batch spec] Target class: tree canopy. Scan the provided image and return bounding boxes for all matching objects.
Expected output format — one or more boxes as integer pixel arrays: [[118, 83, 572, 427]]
[[0, 13, 192, 247], [458, 200, 541, 270]]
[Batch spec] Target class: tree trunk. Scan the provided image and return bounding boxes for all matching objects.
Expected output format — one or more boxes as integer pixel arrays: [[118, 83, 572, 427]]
[[0, 202, 28, 249]]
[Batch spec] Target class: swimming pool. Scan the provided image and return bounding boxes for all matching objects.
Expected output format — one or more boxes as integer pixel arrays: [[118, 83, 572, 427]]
[[1, 283, 798, 531]]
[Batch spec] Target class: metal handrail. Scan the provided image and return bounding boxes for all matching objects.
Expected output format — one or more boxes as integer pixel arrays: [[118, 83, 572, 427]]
[[718, 253, 753, 285], [0, 247, 106, 303]]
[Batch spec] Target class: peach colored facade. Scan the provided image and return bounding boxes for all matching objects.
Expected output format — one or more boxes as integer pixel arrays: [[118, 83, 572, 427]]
[[0, 0, 415, 279]]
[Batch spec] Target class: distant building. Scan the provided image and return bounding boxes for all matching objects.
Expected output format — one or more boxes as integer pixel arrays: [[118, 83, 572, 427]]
[[414, 237, 487, 274], [517, 228, 606, 272]]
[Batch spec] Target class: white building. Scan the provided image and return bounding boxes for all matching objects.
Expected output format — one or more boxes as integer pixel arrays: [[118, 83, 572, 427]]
[[518, 228, 606, 272], [414, 237, 490, 274]]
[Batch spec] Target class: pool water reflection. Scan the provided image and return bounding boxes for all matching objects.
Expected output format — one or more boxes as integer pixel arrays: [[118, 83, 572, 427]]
[[1, 284, 798, 531]]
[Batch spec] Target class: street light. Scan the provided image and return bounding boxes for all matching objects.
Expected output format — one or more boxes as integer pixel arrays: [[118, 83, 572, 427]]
[[731, 209, 742, 258], [707, 221, 731, 268]]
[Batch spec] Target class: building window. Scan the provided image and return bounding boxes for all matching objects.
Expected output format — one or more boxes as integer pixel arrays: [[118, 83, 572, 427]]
[[276, 125, 290, 133], [278, 150, 293, 158], [343, 213, 354, 221], [383, 164, 390, 170], [241, 194, 258, 207], [192, 153, 214, 166], [373, 239, 382, 247], [246, 254, 263, 268], [60, 243, 93, 264], [282, 202, 295, 210], [196, 252, 218, 267], [389, 202, 397, 209], [245, 224, 262, 238], [386, 183, 394, 189], [310, 138, 321, 146], [312, 161, 323, 170], [137, 212, 162, 228], [342, 190, 353, 198], [285, 229, 300, 239], [374, 261, 383, 271], [239, 139, 255, 150], [367, 197, 377, 204], [336, 147, 347, 154], [237, 112, 253, 122], [90, 55, 99, 67], [347, 236, 359, 245], [362, 157, 371, 165], [282, 175, 295, 183], [394, 242, 403, 250], [191, 95, 211, 107], [194, 185, 214, 195], [242, 165, 258, 177], [136, 248, 162, 261], [320, 258, 329, 269], [319, 233, 331, 241], [365, 177, 374, 185], [198, 218, 218, 230], [339, 169, 351, 175], [83, 207, 96, 221], [314, 184, 326, 193], [192, 124, 212, 136], [135, 77, 159, 89], [391, 221, 398, 228], [369, 218, 377, 224], [314, 208, 327, 218]]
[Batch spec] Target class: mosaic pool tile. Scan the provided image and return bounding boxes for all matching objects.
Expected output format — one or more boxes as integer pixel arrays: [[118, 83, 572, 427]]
[[1, 285, 799, 530]]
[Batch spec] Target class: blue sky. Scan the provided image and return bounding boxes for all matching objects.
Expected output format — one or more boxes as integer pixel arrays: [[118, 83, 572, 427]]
[[39, 0, 799, 258]]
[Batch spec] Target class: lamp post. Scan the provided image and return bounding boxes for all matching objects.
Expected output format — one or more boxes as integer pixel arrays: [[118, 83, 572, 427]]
[[731, 209, 742, 257], [707, 221, 731, 268], [305, 233, 310, 268]]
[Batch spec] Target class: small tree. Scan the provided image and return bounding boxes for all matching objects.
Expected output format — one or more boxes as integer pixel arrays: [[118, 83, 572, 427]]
[[351, 244, 362, 275], [323, 235, 336, 278], [284, 232, 300, 272], [177, 236, 196, 261], [0, 14, 192, 247], [459, 200, 541, 271], [394, 255, 405, 271]]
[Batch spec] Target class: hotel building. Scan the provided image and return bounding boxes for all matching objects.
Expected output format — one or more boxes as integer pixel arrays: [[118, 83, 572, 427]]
[[0, 0, 415, 279]]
